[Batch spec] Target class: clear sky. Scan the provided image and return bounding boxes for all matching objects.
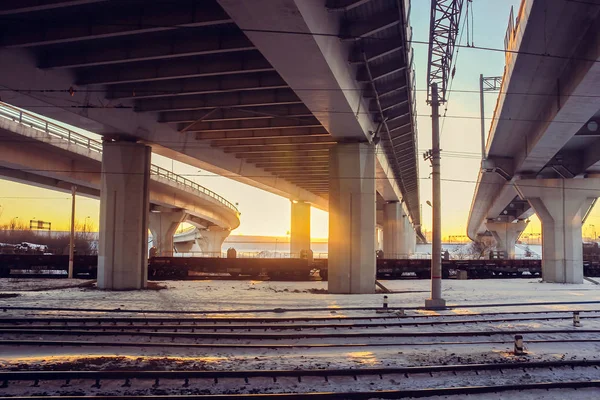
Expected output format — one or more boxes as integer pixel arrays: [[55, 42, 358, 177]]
[[2, 0, 598, 240]]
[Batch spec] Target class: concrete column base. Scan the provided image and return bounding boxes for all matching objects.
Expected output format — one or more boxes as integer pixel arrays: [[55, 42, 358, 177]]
[[516, 179, 600, 284], [196, 226, 230, 256], [485, 220, 528, 259], [328, 143, 376, 294], [98, 141, 150, 290], [290, 200, 311, 257], [425, 298, 447, 310], [149, 210, 186, 256]]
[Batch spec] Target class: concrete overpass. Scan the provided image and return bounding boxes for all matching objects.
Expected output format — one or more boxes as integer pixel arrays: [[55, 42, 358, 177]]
[[0, 102, 240, 267], [0, 0, 422, 292], [467, 0, 600, 283]]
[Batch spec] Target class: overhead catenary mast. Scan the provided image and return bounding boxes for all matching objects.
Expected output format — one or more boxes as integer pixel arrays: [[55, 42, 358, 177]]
[[425, 0, 466, 310]]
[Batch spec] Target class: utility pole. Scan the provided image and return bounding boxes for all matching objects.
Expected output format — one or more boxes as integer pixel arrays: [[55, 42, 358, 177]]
[[425, 0, 467, 309], [68, 185, 77, 279], [425, 83, 446, 309]]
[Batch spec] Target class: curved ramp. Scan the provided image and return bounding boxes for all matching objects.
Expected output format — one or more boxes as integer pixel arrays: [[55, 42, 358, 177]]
[[0, 102, 240, 235]]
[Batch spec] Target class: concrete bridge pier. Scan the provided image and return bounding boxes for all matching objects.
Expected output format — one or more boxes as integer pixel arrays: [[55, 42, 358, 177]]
[[149, 209, 186, 256], [328, 143, 376, 294], [290, 200, 311, 257], [98, 141, 151, 290], [382, 201, 405, 259], [196, 226, 230, 256], [405, 217, 416, 255], [485, 220, 528, 259], [516, 179, 600, 284]]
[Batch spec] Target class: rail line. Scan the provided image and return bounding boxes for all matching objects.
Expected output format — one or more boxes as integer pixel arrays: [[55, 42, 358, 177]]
[[2, 309, 600, 324], [0, 361, 599, 399], [1, 326, 599, 340], [0, 313, 598, 332], [2, 337, 600, 350], [0, 360, 598, 386], [2, 381, 599, 399], [4, 300, 600, 315]]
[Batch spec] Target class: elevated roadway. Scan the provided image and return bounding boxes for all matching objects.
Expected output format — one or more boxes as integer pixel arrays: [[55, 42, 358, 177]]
[[0, 102, 240, 257], [0, 0, 421, 292], [467, 0, 600, 283]]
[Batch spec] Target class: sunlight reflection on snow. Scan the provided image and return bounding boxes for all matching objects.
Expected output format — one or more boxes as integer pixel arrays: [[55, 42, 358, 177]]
[[346, 351, 378, 366]]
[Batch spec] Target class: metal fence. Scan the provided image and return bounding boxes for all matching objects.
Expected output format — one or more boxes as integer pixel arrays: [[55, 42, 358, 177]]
[[0, 102, 238, 214]]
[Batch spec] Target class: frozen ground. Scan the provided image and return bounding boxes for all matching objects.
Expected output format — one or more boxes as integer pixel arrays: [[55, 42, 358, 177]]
[[1, 278, 600, 398], [1, 278, 599, 315]]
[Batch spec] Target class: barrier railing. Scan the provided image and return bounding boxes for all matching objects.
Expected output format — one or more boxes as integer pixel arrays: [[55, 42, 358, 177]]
[[0, 102, 239, 214]]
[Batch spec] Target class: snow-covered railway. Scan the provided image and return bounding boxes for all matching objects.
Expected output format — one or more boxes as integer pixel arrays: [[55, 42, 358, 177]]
[[0, 361, 599, 399]]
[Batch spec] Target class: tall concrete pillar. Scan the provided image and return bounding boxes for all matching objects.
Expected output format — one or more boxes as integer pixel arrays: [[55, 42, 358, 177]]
[[149, 210, 186, 256], [383, 201, 405, 258], [405, 217, 416, 255], [485, 220, 528, 259], [196, 226, 230, 256], [98, 141, 150, 290], [290, 200, 311, 256], [515, 178, 600, 283], [328, 142, 376, 294]]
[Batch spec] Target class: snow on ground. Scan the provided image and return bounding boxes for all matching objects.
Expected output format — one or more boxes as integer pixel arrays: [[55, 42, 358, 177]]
[[1, 278, 599, 316], [1, 278, 600, 397]]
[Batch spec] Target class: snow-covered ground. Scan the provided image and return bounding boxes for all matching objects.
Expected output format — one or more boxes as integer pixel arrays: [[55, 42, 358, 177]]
[[1, 278, 600, 398], [2, 278, 599, 315]]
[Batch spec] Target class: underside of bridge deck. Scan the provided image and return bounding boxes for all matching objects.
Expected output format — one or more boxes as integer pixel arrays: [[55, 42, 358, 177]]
[[0, 0, 420, 223]]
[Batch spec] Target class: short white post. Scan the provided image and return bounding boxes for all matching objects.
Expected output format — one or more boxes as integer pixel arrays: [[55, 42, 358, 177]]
[[383, 295, 388, 309], [573, 311, 581, 327], [514, 334, 524, 355]]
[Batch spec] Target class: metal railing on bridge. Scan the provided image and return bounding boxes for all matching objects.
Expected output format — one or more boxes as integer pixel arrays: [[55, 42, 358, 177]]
[[0, 102, 239, 214]]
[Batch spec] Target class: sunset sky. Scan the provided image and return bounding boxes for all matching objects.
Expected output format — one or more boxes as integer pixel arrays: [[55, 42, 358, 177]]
[[3, 0, 598, 240]]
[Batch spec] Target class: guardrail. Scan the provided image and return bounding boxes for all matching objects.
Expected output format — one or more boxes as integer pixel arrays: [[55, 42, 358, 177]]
[[0, 102, 239, 214]]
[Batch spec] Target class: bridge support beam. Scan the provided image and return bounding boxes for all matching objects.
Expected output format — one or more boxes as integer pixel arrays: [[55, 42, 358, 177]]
[[383, 201, 405, 259], [515, 179, 600, 284], [98, 141, 151, 290], [485, 220, 528, 259], [149, 210, 186, 256], [197, 226, 230, 256], [328, 143, 376, 294], [290, 200, 311, 257]]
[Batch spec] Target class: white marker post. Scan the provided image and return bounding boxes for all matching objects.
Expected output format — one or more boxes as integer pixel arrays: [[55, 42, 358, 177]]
[[514, 335, 524, 355]]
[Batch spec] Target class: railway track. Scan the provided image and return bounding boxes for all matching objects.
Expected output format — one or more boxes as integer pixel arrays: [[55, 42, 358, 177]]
[[1, 313, 599, 332], [1, 382, 599, 399], [4, 299, 600, 315], [3, 308, 599, 322], [0, 361, 599, 399]]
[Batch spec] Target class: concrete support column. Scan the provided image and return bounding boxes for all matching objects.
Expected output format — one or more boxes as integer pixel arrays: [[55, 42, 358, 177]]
[[485, 220, 528, 259], [383, 201, 405, 258], [328, 143, 376, 294], [405, 217, 416, 255], [149, 210, 186, 256], [290, 200, 311, 256], [196, 226, 230, 256], [515, 179, 600, 283], [98, 141, 150, 290]]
